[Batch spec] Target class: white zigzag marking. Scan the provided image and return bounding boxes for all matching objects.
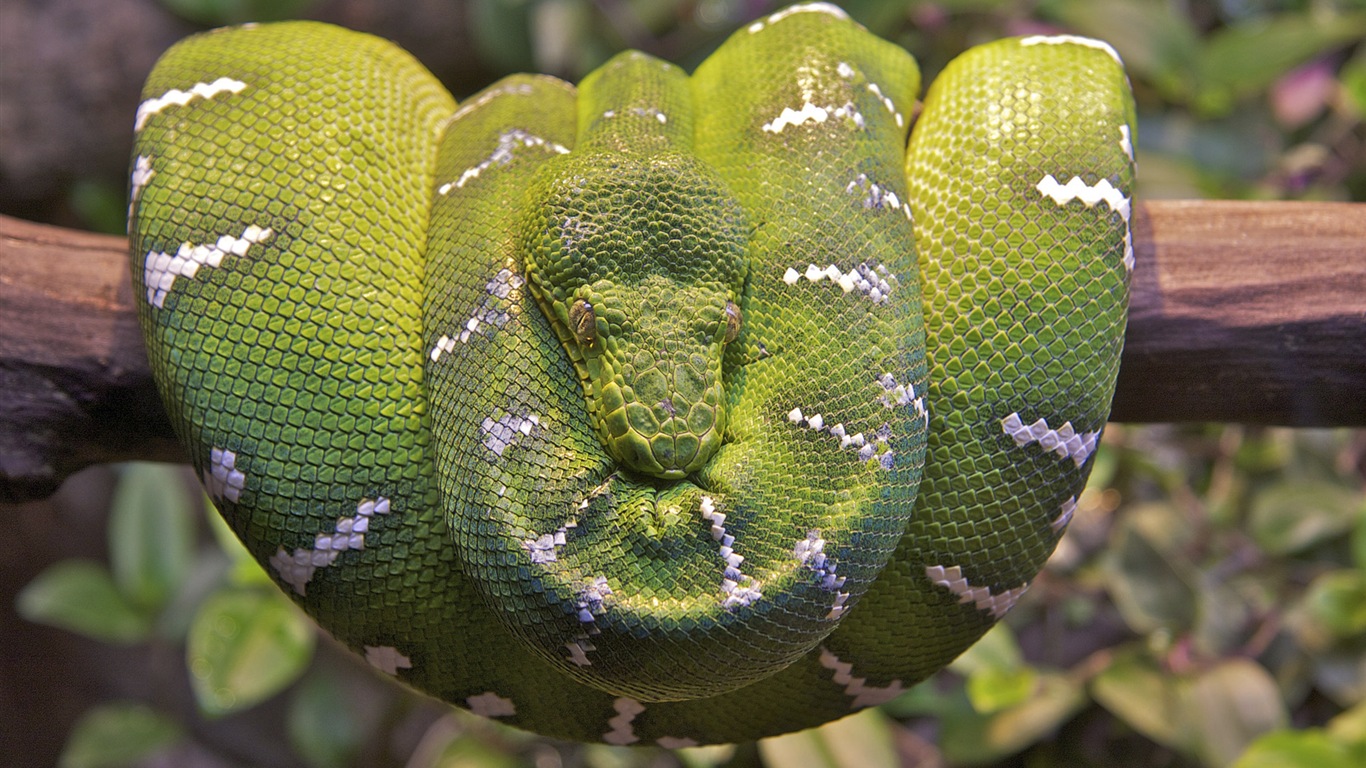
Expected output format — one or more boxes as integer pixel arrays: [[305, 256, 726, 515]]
[[438, 129, 568, 194], [701, 496, 762, 609], [268, 497, 391, 595], [1035, 174, 1131, 222], [128, 155, 154, 220], [794, 530, 849, 619], [747, 2, 848, 33], [134, 77, 246, 131], [1001, 412, 1099, 467], [203, 447, 246, 502], [1054, 496, 1078, 533], [818, 647, 906, 708], [761, 100, 866, 133], [925, 564, 1029, 619], [466, 691, 516, 717], [364, 645, 412, 676], [781, 261, 898, 304], [431, 268, 525, 359], [143, 224, 273, 307], [481, 411, 539, 457], [1019, 34, 1122, 65], [602, 698, 645, 745]]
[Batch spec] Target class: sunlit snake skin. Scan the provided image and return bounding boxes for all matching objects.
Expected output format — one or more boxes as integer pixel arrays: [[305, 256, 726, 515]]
[[129, 4, 1133, 745]]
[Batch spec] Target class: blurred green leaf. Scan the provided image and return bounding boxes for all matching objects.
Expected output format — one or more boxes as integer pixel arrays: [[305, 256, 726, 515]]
[[1231, 729, 1358, 768], [941, 672, 1085, 765], [156, 0, 317, 25], [759, 709, 897, 768], [1249, 481, 1361, 556], [1092, 650, 1188, 751], [1195, 13, 1366, 115], [58, 702, 182, 768], [1302, 570, 1366, 639], [67, 179, 129, 236], [17, 560, 151, 644], [109, 464, 194, 613], [288, 672, 363, 768], [205, 498, 275, 586], [1104, 505, 1198, 633], [1043, 0, 1202, 100], [1343, 49, 1366, 116], [472, 0, 536, 75], [188, 588, 315, 716], [1188, 659, 1289, 767]]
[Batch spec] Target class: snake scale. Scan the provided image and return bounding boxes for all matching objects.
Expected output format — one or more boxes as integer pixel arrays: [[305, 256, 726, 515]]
[[129, 3, 1134, 745]]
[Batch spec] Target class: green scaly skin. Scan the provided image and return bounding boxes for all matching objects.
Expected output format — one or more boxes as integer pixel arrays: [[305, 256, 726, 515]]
[[129, 4, 1133, 745]]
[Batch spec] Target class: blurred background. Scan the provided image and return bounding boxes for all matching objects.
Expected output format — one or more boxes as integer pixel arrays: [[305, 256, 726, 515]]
[[2, 1, 1364, 766]]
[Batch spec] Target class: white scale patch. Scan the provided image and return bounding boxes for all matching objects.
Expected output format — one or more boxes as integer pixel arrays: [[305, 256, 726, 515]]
[[203, 447, 246, 502], [818, 647, 906, 708], [128, 155, 154, 220], [364, 645, 412, 676], [577, 575, 612, 623], [878, 372, 929, 429], [466, 691, 517, 718], [523, 518, 578, 564], [602, 697, 646, 745], [864, 81, 904, 128], [134, 77, 247, 131], [761, 100, 864, 133], [268, 497, 392, 596], [1019, 34, 1123, 66], [747, 2, 848, 33], [926, 564, 1029, 619], [143, 224, 273, 308], [431, 268, 525, 359], [1035, 173, 1134, 273], [781, 261, 898, 304], [1001, 412, 1099, 467], [448, 82, 536, 123], [787, 387, 898, 470], [794, 531, 850, 619], [1119, 124, 1135, 162], [1054, 496, 1078, 533], [701, 496, 762, 609], [602, 106, 668, 124], [481, 411, 540, 457], [438, 129, 569, 194], [846, 173, 913, 220]]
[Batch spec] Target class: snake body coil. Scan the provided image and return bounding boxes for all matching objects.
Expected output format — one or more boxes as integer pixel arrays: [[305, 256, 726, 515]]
[[130, 3, 1133, 744]]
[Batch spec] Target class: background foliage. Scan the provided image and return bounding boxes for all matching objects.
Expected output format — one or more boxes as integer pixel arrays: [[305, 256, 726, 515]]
[[6, 1, 1366, 766]]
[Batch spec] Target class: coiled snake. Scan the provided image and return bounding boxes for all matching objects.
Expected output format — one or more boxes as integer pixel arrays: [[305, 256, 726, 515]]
[[129, 3, 1133, 745]]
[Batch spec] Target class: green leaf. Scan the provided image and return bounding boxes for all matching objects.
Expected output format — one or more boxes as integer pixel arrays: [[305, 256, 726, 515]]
[[940, 672, 1085, 765], [187, 588, 315, 716], [966, 665, 1038, 715], [58, 702, 182, 768], [17, 560, 151, 644], [109, 463, 194, 613], [288, 672, 363, 768], [1302, 570, 1366, 639], [1188, 659, 1290, 767], [1091, 650, 1189, 751], [205, 497, 274, 586], [759, 709, 897, 768], [1042, 0, 1202, 101], [1104, 506, 1198, 633], [1343, 50, 1366, 117], [1196, 13, 1366, 115], [1231, 730, 1357, 768], [1249, 481, 1362, 556]]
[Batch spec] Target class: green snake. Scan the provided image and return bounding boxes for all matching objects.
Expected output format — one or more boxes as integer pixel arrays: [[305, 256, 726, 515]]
[[129, 3, 1134, 745]]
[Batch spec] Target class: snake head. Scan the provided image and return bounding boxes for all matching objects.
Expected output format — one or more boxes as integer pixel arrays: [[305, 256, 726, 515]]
[[522, 151, 749, 479]]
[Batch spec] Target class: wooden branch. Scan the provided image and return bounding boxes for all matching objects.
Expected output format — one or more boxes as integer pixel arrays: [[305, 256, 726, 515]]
[[2, 202, 1364, 502]]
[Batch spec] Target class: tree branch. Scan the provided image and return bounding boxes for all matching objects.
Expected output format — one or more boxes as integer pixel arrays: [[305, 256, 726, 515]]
[[3, 202, 1364, 502]]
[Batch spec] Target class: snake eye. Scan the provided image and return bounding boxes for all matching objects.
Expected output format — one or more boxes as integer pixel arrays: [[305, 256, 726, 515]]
[[723, 300, 742, 344], [569, 299, 597, 347]]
